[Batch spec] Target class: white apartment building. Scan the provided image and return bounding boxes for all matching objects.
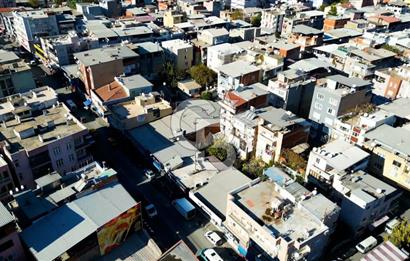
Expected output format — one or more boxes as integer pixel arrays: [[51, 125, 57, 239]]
[[261, 8, 284, 32], [161, 39, 194, 71], [13, 10, 59, 52], [226, 168, 340, 260], [206, 43, 244, 72], [333, 170, 401, 234], [306, 139, 370, 190]]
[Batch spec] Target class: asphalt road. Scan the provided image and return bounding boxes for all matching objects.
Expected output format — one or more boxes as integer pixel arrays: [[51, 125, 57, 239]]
[[87, 125, 238, 258]]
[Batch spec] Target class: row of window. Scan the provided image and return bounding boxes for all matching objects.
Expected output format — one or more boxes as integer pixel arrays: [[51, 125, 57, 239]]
[[314, 102, 336, 116], [316, 93, 338, 106]]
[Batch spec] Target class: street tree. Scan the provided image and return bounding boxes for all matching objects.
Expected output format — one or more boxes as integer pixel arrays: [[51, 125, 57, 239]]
[[189, 64, 216, 88], [385, 219, 410, 252]]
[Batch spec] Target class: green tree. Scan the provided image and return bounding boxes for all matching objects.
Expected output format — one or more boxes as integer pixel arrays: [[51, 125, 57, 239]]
[[67, 0, 77, 9], [280, 149, 307, 174], [200, 91, 213, 100], [241, 158, 268, 178], [231, 9, 244, 20], [28, 0, 39, 7], [385, 220, 410, 251], [382, 44, 403, 55], [319, 4, 328, 11], [207, 139, 231, 161], [189, 64, 216, 88], [53, 0, 63, 6], [251, 13, 261, 27], [328, 5, 338, 16], [161, 62, 186, 88]]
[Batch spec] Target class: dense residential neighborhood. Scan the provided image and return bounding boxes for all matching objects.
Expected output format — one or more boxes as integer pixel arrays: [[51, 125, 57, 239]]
[[0, 0, 410, 260]]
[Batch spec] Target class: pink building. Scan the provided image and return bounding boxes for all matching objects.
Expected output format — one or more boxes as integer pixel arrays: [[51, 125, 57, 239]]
[[0, 203, 25, 260]]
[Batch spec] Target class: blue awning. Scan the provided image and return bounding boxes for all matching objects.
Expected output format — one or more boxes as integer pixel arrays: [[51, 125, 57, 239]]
[[83, 99, 92, 106], [237, 245, 247, 256], [153, 161, 162, 171]]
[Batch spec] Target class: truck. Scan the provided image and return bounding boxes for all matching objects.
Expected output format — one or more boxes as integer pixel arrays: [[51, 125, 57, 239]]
[[172, 198, 196, 220]]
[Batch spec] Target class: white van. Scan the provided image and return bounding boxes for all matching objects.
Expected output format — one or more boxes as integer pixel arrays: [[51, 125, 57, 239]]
[[385, 218, 400, 234], [356, 236, 378, 254], [203, 249, 223, 261]]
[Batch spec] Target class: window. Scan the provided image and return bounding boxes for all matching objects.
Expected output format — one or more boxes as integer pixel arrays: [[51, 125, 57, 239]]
[[329, 97, 338, 106], [56, 159, 64, 168], [53, 146, 61, 156], [315, 158, 320, 164], [69, 154, 75, 162], [327, 107, 335, 116], [392, 160, 402, 168], [0, 240, 14, 252], [314, 102, 323, 110], [66, 143, 72, 151], [317, 93, 324, 100]]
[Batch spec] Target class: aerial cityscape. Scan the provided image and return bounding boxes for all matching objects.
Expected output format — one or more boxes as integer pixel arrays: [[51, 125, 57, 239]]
[[0, 0, 410, 260]]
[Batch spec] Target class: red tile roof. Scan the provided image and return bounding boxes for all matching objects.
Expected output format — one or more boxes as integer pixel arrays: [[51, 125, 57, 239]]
[[95, 81, 128, 102], [225, 92, 247, 108]]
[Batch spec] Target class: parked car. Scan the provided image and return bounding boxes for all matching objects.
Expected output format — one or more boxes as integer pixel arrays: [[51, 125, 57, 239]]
[[385, 218, 400, 234], [198, 248, 223, 261], [356, 236, 378, 254], [145, 203, 158, 218], [204, 231, 223, 246], [145, 169, 155, 180]]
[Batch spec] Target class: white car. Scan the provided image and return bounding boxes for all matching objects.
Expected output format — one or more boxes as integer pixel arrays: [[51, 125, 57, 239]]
[[204, 231, 223, 246], [145, 169, 155, 180], [203, 249, 223, 261]]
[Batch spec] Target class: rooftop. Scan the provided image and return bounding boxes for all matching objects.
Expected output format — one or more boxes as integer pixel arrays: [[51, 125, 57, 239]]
[[327, 74, 371, 88], [178, 79, 201, 91], [379, 98, 410, 120], [0, 50, 20, 64], [364, 124, 410, 156], [130, 41, 163, 54], [0, 104, 86, 153], [217, 60, 260, 77], [158, 240, 198, 261], [233, 179, 327, 242], [119, 74, 153, 91], [74, 46, 138, 66], [289, 57, 331, 73], [20, 183, 137, 261], [349, 47, 396, 62], [292, 24, 322, 35], [201, 27, 229, 37], [335, 171, 397, 205], [194, 167, 251, 218], [0, 202, 14, 227], [94, 80, 128, 102], [161, 39, 193, 50], [314, 139, 369, 172], [258, 107, 306, 130]]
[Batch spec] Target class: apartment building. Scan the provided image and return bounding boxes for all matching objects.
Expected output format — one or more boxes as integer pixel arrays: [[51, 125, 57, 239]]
[[91, 74, 153, 117], [288, 25, 323, 52], [39, 32, 99, 67], [260, 8, 284, 33], [108, 92, 172, 130], [306, 139, 370, 190], [127, 42, 164, 80], [0, 203, 25, 261], [225, 171, 339, 260], [197, 28, 229, 45], [206, 43, 244, 72], [281, 10, 324, 37], [163, 10, 185, 27], [255, 107, 310, 163], [331, 109, 396, 145], [309, 75, 373, 131], [161, 39, 194, 71], [363, 124, 410, 191], [74, 46, 139, 95], [268, 69, 316, 118], [13, 10, 59, 52], [323, 16, 350, 31], [0, 103, 93, 189], [333, 170, 401, 234], [373, 65, 410, 100], [217, 60, 261, 97], [343, 47, 397, 80], [219, 83, 269, 151], [0, 50, 36, 97], [0, 156, 14, 201]]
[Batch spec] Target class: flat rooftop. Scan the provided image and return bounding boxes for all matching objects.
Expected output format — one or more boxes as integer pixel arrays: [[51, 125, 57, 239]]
[[233, 180, 326, 241], [194, 167, 251, 218], [120, 74, 153, 91], [364, 124, 410, 156], [110, 95, 171, 120], [379, 98, 410, 120], [0, 105, 86, 153], [218, 60, 260, 78], [74, 46, 138, 66], [0, 50, 20, 64], [337, 171, 397, 205], [316, 139, 369, 171], [159, 240, 197, 261]]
